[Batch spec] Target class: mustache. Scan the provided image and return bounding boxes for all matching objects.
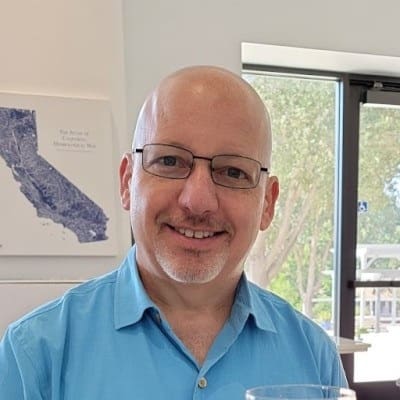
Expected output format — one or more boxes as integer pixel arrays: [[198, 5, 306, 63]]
[[158, 212, 232, 233]]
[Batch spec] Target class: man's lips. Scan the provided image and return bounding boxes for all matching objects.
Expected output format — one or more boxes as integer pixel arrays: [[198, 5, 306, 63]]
[[159, 214, 232, 239], [162, 223, 226, 239], [173, 226, 217, 239]]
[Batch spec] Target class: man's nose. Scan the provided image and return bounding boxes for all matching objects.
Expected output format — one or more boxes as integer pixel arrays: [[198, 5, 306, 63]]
[[177, 161, 219, 215]]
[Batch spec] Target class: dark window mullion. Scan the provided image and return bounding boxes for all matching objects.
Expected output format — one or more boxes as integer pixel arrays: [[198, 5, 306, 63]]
[[338, 76, 364, 383]]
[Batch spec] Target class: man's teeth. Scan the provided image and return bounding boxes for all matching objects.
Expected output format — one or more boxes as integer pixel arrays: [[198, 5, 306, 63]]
[[176, 228, 215, 239]]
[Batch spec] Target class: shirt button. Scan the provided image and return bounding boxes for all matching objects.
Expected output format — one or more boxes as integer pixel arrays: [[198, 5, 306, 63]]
[[198, 377, 208, 389]]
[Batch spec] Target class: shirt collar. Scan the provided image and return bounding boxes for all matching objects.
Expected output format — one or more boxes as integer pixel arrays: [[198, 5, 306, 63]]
[[234, 274, 277, 333], [114, 246, 277, 333], [114, 246, 157, 330]]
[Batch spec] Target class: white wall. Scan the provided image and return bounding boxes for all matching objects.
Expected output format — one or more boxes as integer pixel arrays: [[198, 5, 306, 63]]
[[0, 0, 131, 334], [123, 0, 400, 130]]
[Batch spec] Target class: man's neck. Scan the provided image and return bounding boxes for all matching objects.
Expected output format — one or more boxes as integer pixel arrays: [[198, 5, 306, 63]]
[[138, 267, 240, 365]]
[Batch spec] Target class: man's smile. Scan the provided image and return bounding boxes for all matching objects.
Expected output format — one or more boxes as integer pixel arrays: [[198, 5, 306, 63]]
[[174, 227, 216, 239]]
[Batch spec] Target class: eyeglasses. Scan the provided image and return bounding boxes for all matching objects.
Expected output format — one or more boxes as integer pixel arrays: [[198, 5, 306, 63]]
[[134, 143, 269, 189]]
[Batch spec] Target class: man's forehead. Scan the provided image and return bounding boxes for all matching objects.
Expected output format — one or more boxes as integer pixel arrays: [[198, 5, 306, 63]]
[[134, 67, 271, 161], [153, 73, 262, 122]]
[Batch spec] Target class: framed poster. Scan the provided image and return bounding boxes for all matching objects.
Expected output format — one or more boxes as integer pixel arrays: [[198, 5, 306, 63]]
[[0, 93, 118, 256]]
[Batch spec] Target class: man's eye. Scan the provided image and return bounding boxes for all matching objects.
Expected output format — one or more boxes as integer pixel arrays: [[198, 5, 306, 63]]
[[215, 166, 248, 180], [226, 167, 245, 179], [153, 155, 188, 168], [161, 155, 177, 166]]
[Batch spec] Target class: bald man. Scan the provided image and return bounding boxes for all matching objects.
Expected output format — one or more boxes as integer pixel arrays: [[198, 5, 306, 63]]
[[0, 66, 347, 400]]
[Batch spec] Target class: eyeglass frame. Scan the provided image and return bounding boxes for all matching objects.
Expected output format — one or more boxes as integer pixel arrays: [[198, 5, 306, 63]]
[[133, 143, 269, 189]]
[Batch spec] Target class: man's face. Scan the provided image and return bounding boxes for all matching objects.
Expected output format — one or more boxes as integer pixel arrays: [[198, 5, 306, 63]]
[[120, 76, 278, 286]]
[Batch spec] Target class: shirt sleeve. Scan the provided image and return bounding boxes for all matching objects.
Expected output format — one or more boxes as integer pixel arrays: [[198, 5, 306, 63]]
[[0, 326, 44, 400], [320, 337, 349, 388], [332, 351, 349, 388]]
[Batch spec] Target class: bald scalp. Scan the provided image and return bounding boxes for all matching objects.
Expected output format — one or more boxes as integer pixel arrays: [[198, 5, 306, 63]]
[[133, 66, 272, 167]]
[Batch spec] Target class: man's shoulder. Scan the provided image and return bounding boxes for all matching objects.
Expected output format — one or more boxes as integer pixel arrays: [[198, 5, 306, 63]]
[[245, 282, 345, 386], [64, 268, 119, 299], [248, 281, 332, 340], [8, 268, 119, 336]]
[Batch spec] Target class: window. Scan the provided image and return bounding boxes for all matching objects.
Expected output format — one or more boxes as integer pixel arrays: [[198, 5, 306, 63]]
[[242, 72, 338, 334], [243, 66, 400, 400]]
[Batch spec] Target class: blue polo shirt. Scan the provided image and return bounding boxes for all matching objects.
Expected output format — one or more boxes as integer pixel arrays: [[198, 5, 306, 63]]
[[0, 247, 347, 399]]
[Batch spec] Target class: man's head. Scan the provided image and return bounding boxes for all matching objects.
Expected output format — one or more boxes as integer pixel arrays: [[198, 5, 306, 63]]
[[120, 66, 279, 286]]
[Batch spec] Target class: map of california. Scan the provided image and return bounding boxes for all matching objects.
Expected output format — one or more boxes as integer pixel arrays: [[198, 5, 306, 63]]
[[0, 107, 109, 243]]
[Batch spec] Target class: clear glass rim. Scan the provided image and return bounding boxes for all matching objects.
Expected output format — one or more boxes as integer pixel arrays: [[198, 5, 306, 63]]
[[245, 384, 356, 399]]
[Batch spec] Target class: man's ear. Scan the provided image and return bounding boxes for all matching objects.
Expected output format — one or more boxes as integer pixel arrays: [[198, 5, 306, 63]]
[[119, 152, 133, 210], [260, 176, 279, 231]]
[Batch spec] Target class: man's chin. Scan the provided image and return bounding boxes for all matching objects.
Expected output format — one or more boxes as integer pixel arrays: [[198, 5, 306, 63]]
[[164, 268, 222, 285], [156, 253, 227, 285]]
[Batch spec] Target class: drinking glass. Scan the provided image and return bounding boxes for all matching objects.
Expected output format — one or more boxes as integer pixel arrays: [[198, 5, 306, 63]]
[[245, 384, 356, 399]]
